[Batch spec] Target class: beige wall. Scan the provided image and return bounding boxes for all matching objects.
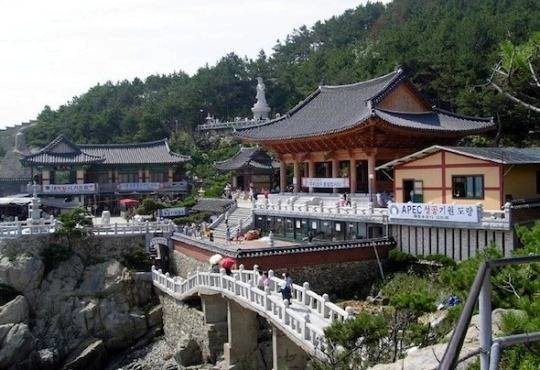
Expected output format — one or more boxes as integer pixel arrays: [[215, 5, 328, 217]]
[[377, 83, 428, 112], [504, 164, 540, 200], [394, 150, 503, 209]]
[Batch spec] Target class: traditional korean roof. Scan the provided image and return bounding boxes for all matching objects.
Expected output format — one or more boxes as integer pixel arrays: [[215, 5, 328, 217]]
[[215, 147, 277, 171], [236, 67, 494, 141], [21, 135, 190, 166], [376, 145, 540, 170], [192, 198, 235, 213]]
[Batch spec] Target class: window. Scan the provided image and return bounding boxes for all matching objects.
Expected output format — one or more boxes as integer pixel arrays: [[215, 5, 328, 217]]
[[536, 171, 540, 194], [452, 175, 484, 199], [119, 171, 138, 183]]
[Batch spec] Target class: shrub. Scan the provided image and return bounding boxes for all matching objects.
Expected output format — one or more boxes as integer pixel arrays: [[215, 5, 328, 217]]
[[56, 207, 92, 237], [387, 248, 417, 271], [122, 249, 152, 271], [40, 243, 73, 274], [420, 254, 456, 267], [173, 212, 211, 225]]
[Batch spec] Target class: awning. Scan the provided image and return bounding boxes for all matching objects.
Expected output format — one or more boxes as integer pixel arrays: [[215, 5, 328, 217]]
[[119, 198, 140, 206], [0, 197, 31, 206]]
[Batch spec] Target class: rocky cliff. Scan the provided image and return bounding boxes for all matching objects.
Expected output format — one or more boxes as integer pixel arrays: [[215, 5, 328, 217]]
[[0, 234, 162, 370]]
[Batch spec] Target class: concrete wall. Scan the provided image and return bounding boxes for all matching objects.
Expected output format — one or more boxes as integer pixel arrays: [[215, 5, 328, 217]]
[[170, 249, 209, 278], [391, 224, 514, 260], [159, 293, 215, 362]]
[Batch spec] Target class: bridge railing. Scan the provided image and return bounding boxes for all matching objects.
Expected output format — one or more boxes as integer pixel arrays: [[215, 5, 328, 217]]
[[151, 265, 353, 354]]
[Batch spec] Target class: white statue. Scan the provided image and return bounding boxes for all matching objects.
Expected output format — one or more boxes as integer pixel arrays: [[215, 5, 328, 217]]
[[252, 77, 271, 121]]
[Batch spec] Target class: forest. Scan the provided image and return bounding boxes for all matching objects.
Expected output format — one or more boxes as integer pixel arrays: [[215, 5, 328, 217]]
[[20, 0, 540, 186]]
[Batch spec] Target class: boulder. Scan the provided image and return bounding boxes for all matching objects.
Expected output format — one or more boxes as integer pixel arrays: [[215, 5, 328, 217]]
[[0, 323, 14, 342], [0, 255, 44, 292], [38, 348, 58, 370], [0, 323, 36, 369], [173, 337, 203, 367], [62, 338, 106, 370], [0, 295, 29, 324], [78, 260, 126, 297], [147, 305, 163, 328]]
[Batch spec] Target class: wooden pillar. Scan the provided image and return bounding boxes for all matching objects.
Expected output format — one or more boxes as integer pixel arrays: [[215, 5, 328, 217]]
[[332, 157, 339, 193], [368, 154, 377, 198], [138, 169, 144, 183], [350, 158, 357, 194], [232, 175, 238, 189], [145, 169, 151, 183], [279, 161, 286, 193], [76, 169, 85, 184], [168, 167, 174, 183], [308, 160, 315, 193], [293, 160, 300, 193], [42, 169, 50, 185]]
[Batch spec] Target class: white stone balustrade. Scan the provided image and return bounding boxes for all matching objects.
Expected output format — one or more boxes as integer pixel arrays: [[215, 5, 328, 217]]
[[151, 265, 353, 357]]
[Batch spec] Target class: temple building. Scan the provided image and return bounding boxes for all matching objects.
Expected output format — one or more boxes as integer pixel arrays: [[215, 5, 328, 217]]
[[215, 146, 277, 191], [236, 67, 495, 194], [20, 135, 190, 213]]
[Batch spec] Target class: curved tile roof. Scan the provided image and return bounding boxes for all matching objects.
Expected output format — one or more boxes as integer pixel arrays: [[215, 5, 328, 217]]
[[215, 146, 277, 171], [374, 108, 494, 133], [236, 68, 494, 141], [22, 135, 190, 166]]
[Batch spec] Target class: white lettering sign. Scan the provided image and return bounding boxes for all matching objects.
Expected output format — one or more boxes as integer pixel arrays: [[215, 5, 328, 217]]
[[150, 237, 168, 247], [158, 207, 186, 217], [118, 182, 161, 191], [388, 202, 480, 223], [301, 177, 350, 188], [42, 183, 97, 194]]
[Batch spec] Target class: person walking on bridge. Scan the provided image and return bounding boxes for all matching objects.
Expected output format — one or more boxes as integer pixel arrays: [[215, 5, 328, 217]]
[[279, 272, 293, 301]]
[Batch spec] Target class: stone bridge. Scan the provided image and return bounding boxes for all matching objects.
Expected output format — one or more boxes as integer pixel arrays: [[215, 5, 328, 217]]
[[152, 265, 354, 369]]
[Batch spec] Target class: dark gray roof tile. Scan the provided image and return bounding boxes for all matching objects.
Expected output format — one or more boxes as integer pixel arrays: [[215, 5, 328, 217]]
[[215, 147, 277, 171]]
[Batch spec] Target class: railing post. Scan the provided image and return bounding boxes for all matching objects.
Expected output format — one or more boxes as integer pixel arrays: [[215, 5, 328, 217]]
[[345, 306, 355, 319], [17, 221, 22, 235], [220, 268, 226, 290], [265, 286, 271, 311], [303, 314, 310, 340], [322, 293, 329, 318], [302, 282, 310, 305], [479, 270, 492, 370], [253, 264, 259, 286], [268, 269, 275, 291], [234, 273, 240, 295], [114, 223, 118, 235], [283, 299, 290, 325]]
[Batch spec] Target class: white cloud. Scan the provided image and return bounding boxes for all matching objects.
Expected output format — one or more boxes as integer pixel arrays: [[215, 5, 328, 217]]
[[0, 0, 384, 128]]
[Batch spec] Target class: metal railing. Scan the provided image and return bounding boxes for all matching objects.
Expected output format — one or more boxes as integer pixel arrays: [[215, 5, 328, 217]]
[[439, 255, 540, 370]]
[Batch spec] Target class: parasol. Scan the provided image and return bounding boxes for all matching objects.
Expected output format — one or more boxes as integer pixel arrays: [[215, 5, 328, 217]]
[[220, 257, 236, 269], [119, 198, 139, 206], [209, 254, 223, 265]]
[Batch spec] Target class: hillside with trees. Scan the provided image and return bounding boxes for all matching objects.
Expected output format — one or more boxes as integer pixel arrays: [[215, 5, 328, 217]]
[[22, 0, 540, 185]]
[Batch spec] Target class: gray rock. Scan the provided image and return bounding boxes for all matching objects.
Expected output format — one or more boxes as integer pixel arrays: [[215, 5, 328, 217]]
[[0, 295, 29, 324], [78, 260, 126, 296], [0, 323, 36, 369], [38, 348, 58, 370], [0, 255, 44, 292], [0, 323, 14, 342], [147, 305, 163, 328], [62, 338, 106, 370], [174, 337, 203, 367]]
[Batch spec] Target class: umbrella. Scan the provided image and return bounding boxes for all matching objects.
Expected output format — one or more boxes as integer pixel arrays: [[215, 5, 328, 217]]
[[209, 254, 223, 265], [119, 198, 139, 206], [220, 257, 236, 269]]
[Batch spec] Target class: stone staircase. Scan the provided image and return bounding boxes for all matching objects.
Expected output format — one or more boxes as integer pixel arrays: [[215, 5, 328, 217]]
[[212, 206, 253, 239]]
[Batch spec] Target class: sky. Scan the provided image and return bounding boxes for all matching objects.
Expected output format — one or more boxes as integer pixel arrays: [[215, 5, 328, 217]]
[[0, 0, 383, 129]]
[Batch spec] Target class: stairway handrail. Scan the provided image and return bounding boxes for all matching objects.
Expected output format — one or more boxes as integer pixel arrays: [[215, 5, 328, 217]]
[[439, 255, 540, 370]]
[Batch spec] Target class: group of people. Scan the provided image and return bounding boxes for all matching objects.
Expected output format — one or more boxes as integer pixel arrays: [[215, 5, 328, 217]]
[[208, 257, 294, 301], [257, 270, 294, 301]]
